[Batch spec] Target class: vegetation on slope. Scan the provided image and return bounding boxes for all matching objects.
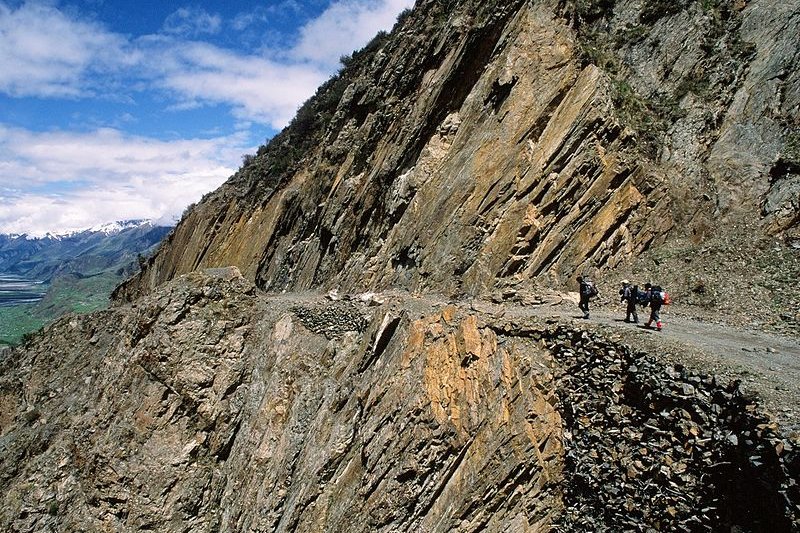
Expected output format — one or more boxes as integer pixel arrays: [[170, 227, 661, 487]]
[[231, 29, 395, 198], [563, 0, 757, 158], [0, 224, 170, 345]]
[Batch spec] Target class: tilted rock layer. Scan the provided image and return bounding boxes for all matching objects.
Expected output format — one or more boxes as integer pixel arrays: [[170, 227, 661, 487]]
[[2, 0, 800, 531], [116, 0, 798, 303], [2, 273, 565, 531], [2, 273, 796, 531]]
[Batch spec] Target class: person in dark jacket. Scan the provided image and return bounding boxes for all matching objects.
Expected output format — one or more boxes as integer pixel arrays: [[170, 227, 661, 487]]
[[576, 276, 596, 319], [642, 282, 663, 331], [619, 280, 638, 323]]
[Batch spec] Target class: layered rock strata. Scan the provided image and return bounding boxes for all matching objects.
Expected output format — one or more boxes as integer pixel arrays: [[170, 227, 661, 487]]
[[1, 272, 797, 531], [4, 0, 799, 530], [116, 0, 799, 302]]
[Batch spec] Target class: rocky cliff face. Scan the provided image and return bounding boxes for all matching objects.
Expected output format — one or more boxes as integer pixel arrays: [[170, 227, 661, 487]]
[[2, 271, 797, 531], [3, 1, 800, 531], [115, 0, 799, 305], [3, 271, 566, 531]]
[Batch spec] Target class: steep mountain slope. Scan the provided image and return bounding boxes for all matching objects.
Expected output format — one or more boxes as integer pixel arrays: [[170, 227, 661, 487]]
[[1, 271, 796, 531], [2, 1, 799, 531], [116, 0, 798, 324]]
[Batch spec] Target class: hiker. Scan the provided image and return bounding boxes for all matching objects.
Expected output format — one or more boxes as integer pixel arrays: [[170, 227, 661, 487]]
[[576, 276, 598, 319], [619, 279, 638, 323], [642, 282, 664, 331]]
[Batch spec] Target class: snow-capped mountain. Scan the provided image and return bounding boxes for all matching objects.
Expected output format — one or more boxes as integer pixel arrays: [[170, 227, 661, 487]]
[[12, 219, 159, 241], [0, 220, 172, 282]]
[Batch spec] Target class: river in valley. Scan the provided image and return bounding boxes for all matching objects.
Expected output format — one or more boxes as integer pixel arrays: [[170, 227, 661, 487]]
[[0, 274, 47, 307]]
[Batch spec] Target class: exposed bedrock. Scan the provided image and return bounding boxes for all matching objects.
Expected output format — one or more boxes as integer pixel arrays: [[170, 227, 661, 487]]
[[2, 273, 797, 531], [117, 0, 800, 303]]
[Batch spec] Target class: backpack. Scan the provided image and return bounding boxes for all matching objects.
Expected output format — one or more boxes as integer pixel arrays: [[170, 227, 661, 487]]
[[624, 285, 639, 302], [650, 286, 670, 305], [636, 291, 650, 305], [582, 280, 598, 298]]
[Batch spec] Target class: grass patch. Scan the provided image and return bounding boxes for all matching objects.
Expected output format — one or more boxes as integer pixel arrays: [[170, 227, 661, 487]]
[[0, 305, 46, 346], [0, 272, 119, 346], [37, 273, 117, 316]]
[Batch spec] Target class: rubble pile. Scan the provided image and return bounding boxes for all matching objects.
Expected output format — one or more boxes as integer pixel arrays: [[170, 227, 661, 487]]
[[292, 302, 369, 339], [545, 327, 799, 532]]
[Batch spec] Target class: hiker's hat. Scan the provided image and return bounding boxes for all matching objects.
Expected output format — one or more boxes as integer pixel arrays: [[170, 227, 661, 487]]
[[622, 279, 630, 284]]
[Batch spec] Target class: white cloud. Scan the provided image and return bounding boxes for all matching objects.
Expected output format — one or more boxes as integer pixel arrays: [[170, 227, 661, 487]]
[[0, 125, 247, 236], [0, 0, 413, 125], [163, 7, 222, 37], [145, 40, 328, 129], [143, 0, 414, 129], [0, 2, 131, 98], [291, 0, 413, 69], [231, 2, 302, 32], [0, 0, 416, 235]]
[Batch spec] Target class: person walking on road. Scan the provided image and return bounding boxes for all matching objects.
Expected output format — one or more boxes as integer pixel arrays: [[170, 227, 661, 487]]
[[619, 280, 638, 323], [576, 276, 598, 319], [642, 282, 664, 331]]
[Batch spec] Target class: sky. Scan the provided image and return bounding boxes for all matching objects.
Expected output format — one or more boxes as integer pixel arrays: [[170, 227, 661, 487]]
[[0, 0, 414, 237]]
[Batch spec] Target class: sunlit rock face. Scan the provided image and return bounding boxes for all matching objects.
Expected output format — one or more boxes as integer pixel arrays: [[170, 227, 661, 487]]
[[116, 0, 798, 303], [2, 1, 799, 531], [2, 272, 565, 531]]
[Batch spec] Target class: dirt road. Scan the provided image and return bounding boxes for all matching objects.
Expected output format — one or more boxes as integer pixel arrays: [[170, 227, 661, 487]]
[[515, 299, 800, 431]]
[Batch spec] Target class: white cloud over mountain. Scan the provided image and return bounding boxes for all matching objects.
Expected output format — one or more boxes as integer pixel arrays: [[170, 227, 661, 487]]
[[145, 40, 328, 129], [0, 125, 245, 236], [292, 0, 411, 68], [0, 2, 130, 98], [0, 0, 414, 236]]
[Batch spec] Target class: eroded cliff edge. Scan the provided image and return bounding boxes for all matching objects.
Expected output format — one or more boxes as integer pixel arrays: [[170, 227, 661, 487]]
[[2, 0, 799, 531], [2, 272, 798, 531]]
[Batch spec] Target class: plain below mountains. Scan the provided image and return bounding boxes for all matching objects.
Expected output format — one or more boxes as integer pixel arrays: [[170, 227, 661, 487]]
[[0, 221, 171, 345]]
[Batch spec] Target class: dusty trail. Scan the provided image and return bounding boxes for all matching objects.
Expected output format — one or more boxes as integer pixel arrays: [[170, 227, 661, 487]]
[[462, 295, 800, 430], [557, 308, 799, 377], [548, 302, 798, 429]]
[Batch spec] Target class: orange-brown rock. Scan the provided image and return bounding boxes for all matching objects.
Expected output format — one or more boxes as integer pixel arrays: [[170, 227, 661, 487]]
[[4, 0, 800, 530], [116, 0, 798, 307]]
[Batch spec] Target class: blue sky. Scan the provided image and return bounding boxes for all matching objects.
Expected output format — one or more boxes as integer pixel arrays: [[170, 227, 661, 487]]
[[0, 0, 414, 236]]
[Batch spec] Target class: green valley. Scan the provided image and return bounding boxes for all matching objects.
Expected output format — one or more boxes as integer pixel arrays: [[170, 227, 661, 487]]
[[0, 222, 170, 345]]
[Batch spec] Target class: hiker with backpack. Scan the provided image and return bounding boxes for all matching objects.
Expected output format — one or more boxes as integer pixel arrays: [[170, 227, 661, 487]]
[[619, 279, 639, 323], [576, 275, 598, 319], [642, 282, 670, 331]]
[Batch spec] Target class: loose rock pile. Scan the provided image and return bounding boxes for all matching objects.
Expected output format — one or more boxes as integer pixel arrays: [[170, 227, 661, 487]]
[[546, 327, 799, 532], [292, 302, 369, 339]]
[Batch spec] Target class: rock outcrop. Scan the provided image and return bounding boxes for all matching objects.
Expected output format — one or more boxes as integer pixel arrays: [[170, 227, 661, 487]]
[[115, 0, 799, 305], [2, 273, 797, 531], [3, 0, 800, 531], [2, 271, 565, 531]]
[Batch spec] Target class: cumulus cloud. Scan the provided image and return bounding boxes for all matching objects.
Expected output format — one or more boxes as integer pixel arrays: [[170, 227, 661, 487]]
[[0, 0, 415, 235], [292, 0, 413, 69], [0, 0, 413, 125], [144, 40, 328, 129], [145, 0, 414, 128], [0, 125, 246, 236], [0, 2, 132, 98]]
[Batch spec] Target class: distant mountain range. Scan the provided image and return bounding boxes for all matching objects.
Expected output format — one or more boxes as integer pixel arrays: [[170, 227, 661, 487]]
[[0, 220, 171, 344], [0, 220, 171, 281]]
